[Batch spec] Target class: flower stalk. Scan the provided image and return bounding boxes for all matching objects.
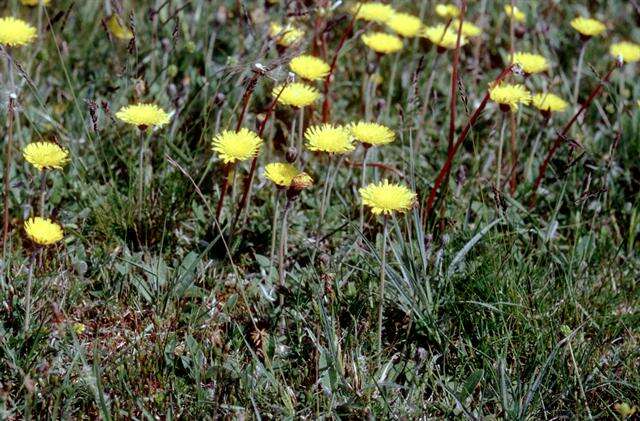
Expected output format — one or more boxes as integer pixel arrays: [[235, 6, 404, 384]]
[[376, 215, 388, 367]]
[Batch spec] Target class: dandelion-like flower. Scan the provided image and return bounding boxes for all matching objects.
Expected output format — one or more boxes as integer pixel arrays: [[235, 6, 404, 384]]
[[305, 124, 354, 154], [23, 142, 70, 171], [489, 83, 531, 111], [0, 17, 37, 47], [359, 180, 417, 215], [350, 122, 395, 146], [421, 25, 467, 49], [361, 32, 403, 54], [115, 104, 170, 129], [386, 12, 422, 38], [351, 2, 395, 23], [107, 15, 133, 41], [212, 128, 262, 164], [289, 55, 330, 81], [272, 83, 320, 107], [435, 4, 460, 19], [452, 20, 482, 38], [269, 22, 304, 47], [504, 5, 526, 23], [24, 217, 63, 246], [20, 0, 51, 5], [264, 163, 302, 187], [610, 41, 640, 63], [531, 93, 569, 113], [570, 17, 606, 37], [513, 52, 549, 74]]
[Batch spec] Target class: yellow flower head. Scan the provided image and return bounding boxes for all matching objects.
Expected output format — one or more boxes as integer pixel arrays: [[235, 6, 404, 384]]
[[531, 93, 569, 113], [212, 128, 262, 164], [349, 122, 394, 146], [272, 83, 320, 107], [610, 41, 640, 63], [24, 217, 63, 246], [386, 12, 422, 38], [421, 25, 468, 49], [452, 20, 482, 38], [504, 5, 525, 23], [107, 15, 133, 41], [351, 2, 395, 23], [489, 83, 531, 111], [23, 142, 70, 171], [359, 180, 416, 215], [0, 17, 37, 47], [435, 4, 460, 19], [20, 0, 51, 5], [289, 55, 330, 81], [269, 22, 304, 47], [513, 52, 549, 74], [570, 17, 606, 37], [305, 124, 354, 154], [361, 32, 403, 54], [264, 162, 302, 187], [115, 103, 170, 128]]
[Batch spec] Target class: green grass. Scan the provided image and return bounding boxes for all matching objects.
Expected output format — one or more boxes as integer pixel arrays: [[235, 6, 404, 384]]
[[1, 0, 639, 418]]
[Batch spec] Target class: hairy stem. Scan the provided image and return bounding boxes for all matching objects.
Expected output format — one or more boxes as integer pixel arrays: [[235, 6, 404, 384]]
[[422, 65, 514, 223], [376, 216, 388, 367], [530, 63, 617, 207]]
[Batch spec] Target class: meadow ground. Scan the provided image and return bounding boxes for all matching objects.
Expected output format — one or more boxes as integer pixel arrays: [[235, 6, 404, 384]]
[[0, 0, 639, 418]]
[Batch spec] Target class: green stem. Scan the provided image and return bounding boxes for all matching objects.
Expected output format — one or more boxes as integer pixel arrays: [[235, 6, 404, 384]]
[[24, 253, 36, 333], [269, 190, 281, 279], [376, 216, 388, 367], [359, 146, 369, 235], [496, 113, 508, 188], [573, 41, 587, 105], [39, 169, 47, 217]]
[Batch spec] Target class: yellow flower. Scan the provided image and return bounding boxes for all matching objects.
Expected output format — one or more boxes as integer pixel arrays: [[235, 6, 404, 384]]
[[264, 163, 302, 187], [531, 93, 569, 113], [513, 52, 549, 74], [272, 83, 320, 107], [351, 2, 395, 23], [290, 172, 314, 191], [504, 5, 525, 23], [23, 142, 70, 171], [610, 41, 640, 63], [212, 128, 262, 164], [421, 25, 467, 49], [489, 83, 531, 111], [269, 22, 304, 47], [24, 217, 63, 246], [570, 17, 606, 37], [305, 124, 354, 154], [452, 20, 482, 38], [115, 103, 170, 128], [107, 15, 133, 41], [359, 180, 416, 215], [386, 12, 422, 38], [349, 122, 394, 146], [435, 4, 460, 19], [0, 17, 37, 47], [289, 55, 330, 81], [20, 0, 51, 5], [72, 322, 86, 335], [361, 32, 403, 54]]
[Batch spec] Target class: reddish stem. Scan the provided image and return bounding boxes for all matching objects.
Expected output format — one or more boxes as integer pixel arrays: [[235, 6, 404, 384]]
[[422, 65, 514, 224], [215, 165, 231, 221], [448, 2, 466, 154], [529, 63, 617, 207], [322, 10, 359, 123], [231, 80, 288, 230]]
